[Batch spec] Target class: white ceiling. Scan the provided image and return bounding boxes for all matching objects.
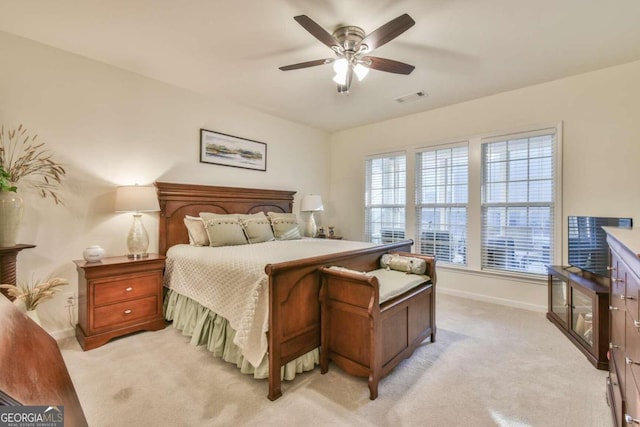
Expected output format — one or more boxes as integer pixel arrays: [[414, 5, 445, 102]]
[[2, 1, 640, 132]]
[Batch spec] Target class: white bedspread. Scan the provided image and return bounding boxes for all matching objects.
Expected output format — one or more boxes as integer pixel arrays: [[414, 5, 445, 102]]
[[164, 238, 376, 367]]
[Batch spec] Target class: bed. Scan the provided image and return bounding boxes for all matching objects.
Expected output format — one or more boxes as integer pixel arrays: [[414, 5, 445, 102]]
[[155, 181, 412, 400]]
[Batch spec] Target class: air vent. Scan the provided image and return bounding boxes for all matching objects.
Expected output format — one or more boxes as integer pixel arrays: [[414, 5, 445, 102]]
[[395, 91, 427, 103]]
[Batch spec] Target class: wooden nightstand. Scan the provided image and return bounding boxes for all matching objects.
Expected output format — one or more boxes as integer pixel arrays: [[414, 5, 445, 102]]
[[74, 254, 166, 350]]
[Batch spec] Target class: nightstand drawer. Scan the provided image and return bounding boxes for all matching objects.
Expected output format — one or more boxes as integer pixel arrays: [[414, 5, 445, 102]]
[[93, 295, 158, 330], [94, 274, 159, 306]]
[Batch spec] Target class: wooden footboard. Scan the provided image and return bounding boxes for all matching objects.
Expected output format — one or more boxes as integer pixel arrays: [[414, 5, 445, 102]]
[[264, 239, 413, 400]]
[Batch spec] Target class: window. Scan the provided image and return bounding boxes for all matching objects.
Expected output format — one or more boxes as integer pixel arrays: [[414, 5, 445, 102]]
[[481, 129, 557, 275], [365, 153, 406, 243], [416, 145, 468, 264], [363, 123, 560, 279]]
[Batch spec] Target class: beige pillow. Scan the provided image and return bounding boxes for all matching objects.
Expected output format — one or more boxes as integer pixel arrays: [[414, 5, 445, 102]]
[[267, 212, 301, 240], [184, 215, 209, 246], [199, 212, 238, 222], [380, 254, 427, 275], [242, 217, 275, 244], [202, 217, 248, 247], [237, 212, 266, 221]]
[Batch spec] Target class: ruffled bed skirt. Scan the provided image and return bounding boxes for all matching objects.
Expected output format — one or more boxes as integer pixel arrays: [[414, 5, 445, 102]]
[[163, 289, 319, 380]]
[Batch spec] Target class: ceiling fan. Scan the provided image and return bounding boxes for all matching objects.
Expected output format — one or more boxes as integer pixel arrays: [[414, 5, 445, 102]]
[[279, 14, 416, 94]]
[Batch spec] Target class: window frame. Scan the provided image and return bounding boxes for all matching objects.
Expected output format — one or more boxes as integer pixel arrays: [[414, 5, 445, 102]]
[[479, 127, 561, 277], [415, 142, 469, 266], [364, 151, 407, 244]]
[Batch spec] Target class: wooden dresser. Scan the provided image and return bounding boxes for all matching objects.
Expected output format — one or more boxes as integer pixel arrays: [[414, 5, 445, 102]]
[[605, 227, 640, 426], [74, 254, 166, 350]]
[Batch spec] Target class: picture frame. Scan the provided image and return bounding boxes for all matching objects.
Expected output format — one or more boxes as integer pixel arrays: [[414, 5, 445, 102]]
[[199, 129, 267, 171]]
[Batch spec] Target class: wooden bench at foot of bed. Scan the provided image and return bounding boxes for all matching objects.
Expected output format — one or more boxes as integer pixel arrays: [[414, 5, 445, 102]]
[[318, 252, 437, 399], [264, 242, 414, 400]]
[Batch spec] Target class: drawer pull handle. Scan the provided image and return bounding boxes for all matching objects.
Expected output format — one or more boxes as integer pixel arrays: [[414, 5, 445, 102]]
[[609, 305, 619, 311], [610, 342, 620, 349], [608, 266, 616, 272], [625, 414, 640, 424], [635, 320, 640, 328], [125, 287, 133, 292], [124, 309, 132, 314], [613, 278, 625, 284], [620, 294, 633, 300]]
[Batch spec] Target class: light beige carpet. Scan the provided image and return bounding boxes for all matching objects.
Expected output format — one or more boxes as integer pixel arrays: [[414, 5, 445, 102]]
[[59, 293, 610, 426]]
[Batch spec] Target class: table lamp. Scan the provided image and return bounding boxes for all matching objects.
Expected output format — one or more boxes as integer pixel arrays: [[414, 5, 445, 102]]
[[115, 185, 160, 258], [300, 195, 324, 237]]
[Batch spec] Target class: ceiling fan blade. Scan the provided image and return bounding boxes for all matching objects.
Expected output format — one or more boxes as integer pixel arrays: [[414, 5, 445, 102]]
[[359, 14, 415, 52], [364, 56, 415, 75], [294, 15, 339, 49], [279, 58, 334, 71]]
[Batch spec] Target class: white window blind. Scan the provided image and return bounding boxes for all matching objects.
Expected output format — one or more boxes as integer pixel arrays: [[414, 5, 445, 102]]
[[416, 145, 468, 264], [481, 129, 556, 275], [365, 153, 406, 243]]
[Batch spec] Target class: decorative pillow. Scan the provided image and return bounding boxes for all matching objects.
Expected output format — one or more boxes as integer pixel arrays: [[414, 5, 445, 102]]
[[267, 212, 301, 240], [184, 215, 209, 246], [328, 266, 371, 276], [199, 212, 238, 222], [241, 217, 275, 244], [266, 212, 291, 218], [202, 217, 248, 247], [237, 212, 267, 221], [380, 254, 427, 275]]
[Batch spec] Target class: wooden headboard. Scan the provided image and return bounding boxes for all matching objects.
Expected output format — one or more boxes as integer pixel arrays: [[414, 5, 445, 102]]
[[155, 181, 295, 255]]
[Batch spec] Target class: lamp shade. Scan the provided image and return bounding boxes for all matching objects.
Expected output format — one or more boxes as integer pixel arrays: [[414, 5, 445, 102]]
[[115, 185, 160, 212], [300, 195, 324, 212]]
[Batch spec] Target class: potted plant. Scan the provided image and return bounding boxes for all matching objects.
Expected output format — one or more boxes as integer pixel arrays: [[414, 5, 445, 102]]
[[0, 124, 66, 246], [0, 277, 69, 324]]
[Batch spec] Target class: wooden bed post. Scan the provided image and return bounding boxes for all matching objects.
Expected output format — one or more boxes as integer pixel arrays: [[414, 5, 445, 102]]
[[267, 274, 283, 401]]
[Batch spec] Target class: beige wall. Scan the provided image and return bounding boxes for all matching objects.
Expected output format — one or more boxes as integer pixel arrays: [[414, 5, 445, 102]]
[[0, 32, 329, 335], [327, 60, 640, 311]]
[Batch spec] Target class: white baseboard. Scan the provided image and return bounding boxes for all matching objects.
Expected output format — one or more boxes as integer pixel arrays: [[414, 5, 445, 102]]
[[49, 326, 76, 342], [438, 287, 546, 313]]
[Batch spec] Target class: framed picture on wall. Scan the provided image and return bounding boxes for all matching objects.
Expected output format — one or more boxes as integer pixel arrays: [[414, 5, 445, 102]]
[[199, 129, 267, 171]]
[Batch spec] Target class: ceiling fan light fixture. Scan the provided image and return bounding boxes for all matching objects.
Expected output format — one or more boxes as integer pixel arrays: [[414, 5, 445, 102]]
[[333, 58, 348, 74], [353, 63, 370, 81], [332, 72, 347, 85], [337, 84, 349, 94], [332, 58, 349, 85]]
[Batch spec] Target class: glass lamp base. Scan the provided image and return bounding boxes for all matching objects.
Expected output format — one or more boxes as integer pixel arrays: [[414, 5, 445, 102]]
[[126, 213, 150, 259], [305, 213, 318, 237], [127, 253, 149, 259]]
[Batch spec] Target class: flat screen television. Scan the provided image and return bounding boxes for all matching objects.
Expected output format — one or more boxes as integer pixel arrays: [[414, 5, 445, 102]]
[[567, 216, 633, 277]]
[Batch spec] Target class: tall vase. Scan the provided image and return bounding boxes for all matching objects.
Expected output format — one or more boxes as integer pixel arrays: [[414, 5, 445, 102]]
[[0, 190, 24, 247]]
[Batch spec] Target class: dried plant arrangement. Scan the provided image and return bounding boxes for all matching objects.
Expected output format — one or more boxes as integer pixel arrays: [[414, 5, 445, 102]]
[[0, 277, 68, 310], [0, 124, 66, 204]]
